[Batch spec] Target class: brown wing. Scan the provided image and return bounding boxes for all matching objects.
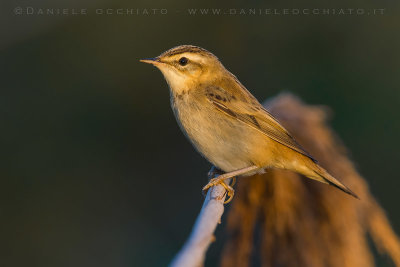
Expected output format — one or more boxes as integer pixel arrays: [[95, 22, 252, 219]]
[[204, 83, 317, 162]]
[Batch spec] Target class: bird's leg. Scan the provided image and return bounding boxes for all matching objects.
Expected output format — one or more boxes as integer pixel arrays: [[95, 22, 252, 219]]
[[203, 166, 236, 203], [204, 165, 259, 188], [207, 165, 224, 179], [204, 166, 237, 202], [203, 165, 259, 204]]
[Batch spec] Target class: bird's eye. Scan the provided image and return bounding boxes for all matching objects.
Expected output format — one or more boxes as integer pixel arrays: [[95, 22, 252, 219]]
[[178, 57, 188, 66]]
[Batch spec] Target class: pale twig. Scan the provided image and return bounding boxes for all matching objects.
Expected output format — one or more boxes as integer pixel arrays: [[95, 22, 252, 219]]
[[169, 180, 230, 267]]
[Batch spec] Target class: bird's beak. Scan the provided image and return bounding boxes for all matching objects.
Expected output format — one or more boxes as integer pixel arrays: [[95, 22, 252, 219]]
[[140, 57, 162, 65]]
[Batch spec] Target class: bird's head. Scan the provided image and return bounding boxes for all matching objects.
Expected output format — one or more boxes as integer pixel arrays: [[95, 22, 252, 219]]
[[140, 45, 224, 93]]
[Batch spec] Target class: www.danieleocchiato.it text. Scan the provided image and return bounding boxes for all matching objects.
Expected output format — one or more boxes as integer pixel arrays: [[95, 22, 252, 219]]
[[186, 8, 385, 15]]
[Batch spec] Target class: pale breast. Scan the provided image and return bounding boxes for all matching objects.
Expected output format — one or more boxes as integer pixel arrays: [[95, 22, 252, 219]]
[[171, 93, 256, 172]]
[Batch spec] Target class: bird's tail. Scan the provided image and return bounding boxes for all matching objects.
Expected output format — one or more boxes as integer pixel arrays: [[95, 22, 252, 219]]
[[304, 163, 359, 199]]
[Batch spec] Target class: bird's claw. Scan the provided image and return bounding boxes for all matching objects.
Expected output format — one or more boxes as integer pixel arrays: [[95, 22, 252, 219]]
[[202, 176, 236, 204]]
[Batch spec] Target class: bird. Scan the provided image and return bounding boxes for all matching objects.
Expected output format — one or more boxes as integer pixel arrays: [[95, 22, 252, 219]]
[[140, 45, 358, 203]]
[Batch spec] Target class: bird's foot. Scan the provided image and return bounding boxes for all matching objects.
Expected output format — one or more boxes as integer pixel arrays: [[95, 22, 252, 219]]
[[203, 167, 236, 204]]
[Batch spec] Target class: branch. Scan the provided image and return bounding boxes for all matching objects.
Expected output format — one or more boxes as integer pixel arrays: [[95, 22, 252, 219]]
[[169, 180, 229, 267]]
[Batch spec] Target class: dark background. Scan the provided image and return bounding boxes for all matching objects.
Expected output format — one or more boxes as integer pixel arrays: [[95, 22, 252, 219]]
[[1, 0, 399, 266]]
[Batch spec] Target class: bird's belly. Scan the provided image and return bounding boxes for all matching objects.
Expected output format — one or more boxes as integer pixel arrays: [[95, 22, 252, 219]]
[[174, 102, 256, 172]]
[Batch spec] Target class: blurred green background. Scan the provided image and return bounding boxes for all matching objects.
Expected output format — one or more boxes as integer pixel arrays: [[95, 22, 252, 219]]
[[1, 0, 399, 266]]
